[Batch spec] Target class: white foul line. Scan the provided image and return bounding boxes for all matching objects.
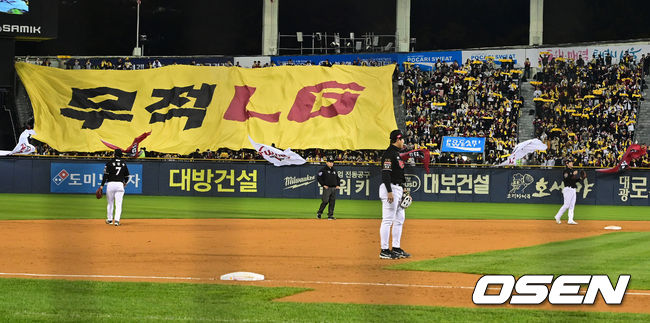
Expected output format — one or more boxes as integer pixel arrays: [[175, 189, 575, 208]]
[[0, 272, 209, 281], [0, 272, 649, 297]]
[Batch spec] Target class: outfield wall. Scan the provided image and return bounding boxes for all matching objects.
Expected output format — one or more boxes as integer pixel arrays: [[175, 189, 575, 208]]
[[2, 158, 650, 206]]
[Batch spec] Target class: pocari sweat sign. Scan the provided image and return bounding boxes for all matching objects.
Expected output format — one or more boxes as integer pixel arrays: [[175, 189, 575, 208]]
[[441, 136, 486, 153]]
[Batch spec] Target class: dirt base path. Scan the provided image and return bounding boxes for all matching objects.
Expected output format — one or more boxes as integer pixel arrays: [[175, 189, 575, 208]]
[[0, 219, 649, 313]]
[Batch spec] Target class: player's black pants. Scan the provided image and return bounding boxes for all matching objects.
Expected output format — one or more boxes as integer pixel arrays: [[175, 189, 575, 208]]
[[317, 187, 336, 216]]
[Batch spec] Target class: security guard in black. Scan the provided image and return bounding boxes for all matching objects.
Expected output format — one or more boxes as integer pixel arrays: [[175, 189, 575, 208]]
[[317, 156, 340, 219]]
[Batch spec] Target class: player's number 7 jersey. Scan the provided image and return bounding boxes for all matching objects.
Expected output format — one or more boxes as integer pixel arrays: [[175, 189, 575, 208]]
[[103, 158, 130, 183]]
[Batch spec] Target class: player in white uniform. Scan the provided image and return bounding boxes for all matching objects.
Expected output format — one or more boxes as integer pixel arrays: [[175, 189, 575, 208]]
[[100, 149, 130, 226], [554, 160, 581, 225], [379, 130, 411, 259]]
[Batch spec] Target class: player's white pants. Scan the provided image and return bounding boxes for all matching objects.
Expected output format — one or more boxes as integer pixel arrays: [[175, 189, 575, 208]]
[[379, 183, 405, 250], [555, 187, 576, 222], [106, 182, 125, 222]]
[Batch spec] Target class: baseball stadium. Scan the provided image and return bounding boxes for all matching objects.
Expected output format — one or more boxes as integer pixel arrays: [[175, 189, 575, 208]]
[[1, 1, 650, 322]]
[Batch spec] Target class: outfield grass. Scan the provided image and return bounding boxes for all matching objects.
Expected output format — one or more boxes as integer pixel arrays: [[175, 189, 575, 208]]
[[0, 278, 647, 322], [1, 193, 650, 220], [391, 232, 650, 290]]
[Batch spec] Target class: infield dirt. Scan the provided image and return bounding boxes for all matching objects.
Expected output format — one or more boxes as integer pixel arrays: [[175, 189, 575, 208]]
[[0, 219, 649, 313]]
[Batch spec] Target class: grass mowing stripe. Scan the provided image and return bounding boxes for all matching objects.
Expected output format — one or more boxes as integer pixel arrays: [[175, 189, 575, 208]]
[[1, 193, 650, 220], [390, 232, 650, 290], [0, 278, 648, 322]]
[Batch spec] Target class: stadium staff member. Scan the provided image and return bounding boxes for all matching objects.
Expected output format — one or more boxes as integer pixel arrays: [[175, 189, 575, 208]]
[[554, 159, 584, 225], [379, 130, 411, 259], [316, 156, 340, 220], [101, 149, 130, 226]]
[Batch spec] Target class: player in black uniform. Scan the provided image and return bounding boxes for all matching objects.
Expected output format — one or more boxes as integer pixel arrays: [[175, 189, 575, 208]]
[[101, 149, 130, 226], [379, 130, 410, 259], [316, 156, 341, 220], [554, 160, 582, 225]]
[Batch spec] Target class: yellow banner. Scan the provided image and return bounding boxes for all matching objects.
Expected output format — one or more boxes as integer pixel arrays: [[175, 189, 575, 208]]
[[16, 62, 397, 154]]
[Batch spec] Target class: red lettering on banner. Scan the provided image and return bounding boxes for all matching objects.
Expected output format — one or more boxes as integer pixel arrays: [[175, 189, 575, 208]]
[[287, 81, 365, 123], [223, 81, 365, 124], [223, 86, 281, 122]]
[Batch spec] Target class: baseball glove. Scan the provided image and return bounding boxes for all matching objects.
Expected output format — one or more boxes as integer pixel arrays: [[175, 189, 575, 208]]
[[95, 187, 103, 199], [400, 192, 413, 209]]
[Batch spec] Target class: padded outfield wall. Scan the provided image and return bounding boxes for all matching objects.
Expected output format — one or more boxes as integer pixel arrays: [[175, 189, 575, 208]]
[[1, 157, 650, 206]]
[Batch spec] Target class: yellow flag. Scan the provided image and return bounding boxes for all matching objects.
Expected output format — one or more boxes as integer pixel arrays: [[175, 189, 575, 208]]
[[16, 62, 397, 153]]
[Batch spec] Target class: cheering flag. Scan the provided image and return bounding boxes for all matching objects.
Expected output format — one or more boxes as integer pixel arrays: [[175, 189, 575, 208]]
[[101, 131, 151, 157], [596, 144, 647, 174], [499, 139, 547, 166], [0, 128, 36, 156], [400, 148, 431, 173], [248, 136, 306, 167]]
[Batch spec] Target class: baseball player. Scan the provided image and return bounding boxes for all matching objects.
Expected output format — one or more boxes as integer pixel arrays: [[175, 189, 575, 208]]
[[316, 156, 341, 220], [0, 127, 36, 156], [379, 130, 411, 259], [100, 149, 130, 226], [554, 160, 583, 225]]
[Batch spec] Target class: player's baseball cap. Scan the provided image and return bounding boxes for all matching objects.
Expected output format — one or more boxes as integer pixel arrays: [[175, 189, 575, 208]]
[[390, 129, 403, 142], [114, 149, 123, 158], [326, 156, 335, 162]]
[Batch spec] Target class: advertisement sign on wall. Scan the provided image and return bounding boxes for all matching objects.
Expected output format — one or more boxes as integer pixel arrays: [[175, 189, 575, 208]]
[[398, 51, 463, 71], [271, 53, 398, 66], [527, 43, 650, 66], [3, 159, 650, 206], [462, 49, 527, 67], [50, 162, 143, 194]]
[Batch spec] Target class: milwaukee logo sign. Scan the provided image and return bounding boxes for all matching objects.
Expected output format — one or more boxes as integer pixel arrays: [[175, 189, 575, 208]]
[[2, 24, 41, 34], [472, 274, 631, 305], [284, 175, 316, 189]]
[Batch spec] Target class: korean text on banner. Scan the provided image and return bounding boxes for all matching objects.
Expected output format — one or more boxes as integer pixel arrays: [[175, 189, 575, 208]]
[[441, 136, 486, 153], [16, 62, 397, 153], [50, 163, 143, 194]]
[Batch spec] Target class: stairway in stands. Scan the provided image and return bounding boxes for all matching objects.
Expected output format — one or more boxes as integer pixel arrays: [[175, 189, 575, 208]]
[[517, 81, 537, 141], [634, 76, 650, 144], [393, 80, 407, 131]]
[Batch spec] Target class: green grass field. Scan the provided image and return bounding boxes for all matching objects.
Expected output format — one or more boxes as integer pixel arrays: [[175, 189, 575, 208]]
[[0, 278, 648, 322], [391, 232, 650, 290], [1, 193, 650, 321], [1, 193, 650, 220]]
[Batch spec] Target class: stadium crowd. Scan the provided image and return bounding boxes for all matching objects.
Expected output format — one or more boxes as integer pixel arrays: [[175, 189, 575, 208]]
[[529, 51, 649, 167], [400, 58, 523, 165], [30, 139, 382, 165]]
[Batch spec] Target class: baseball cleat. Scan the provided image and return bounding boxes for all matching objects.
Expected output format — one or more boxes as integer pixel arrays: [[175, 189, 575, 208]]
[[327, 216, 336, 220], [555, 218, 561, 224], [114, 221, 120, 226], [568, 221, 578, 225], [106, 219, 113, 225], [380, 249, 397, 259], [316, 213, 322, 219], [392, 248, 411, 259]]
